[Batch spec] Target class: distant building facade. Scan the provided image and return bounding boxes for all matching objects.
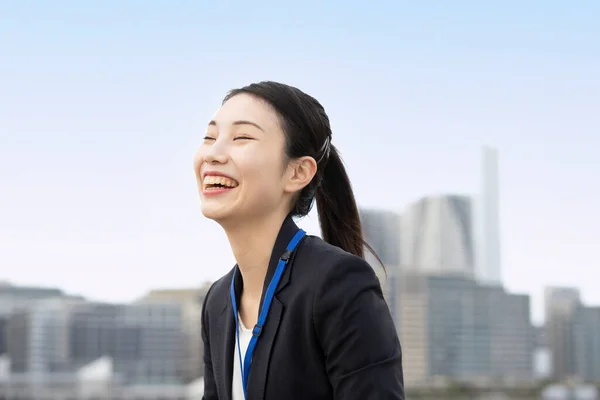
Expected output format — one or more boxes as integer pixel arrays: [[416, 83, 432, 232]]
[[397, 274, 533, 387], [359, 208, 401, 311], [0, 282, 69, 317], [359, 208, 401, 268], [4, 296, 184, 384], [474, 146, 502, 285], [139, 284, 212, 382], [545, 287, 600, 382], [0, 317, 7, 356], [399, 195, 475, 278]]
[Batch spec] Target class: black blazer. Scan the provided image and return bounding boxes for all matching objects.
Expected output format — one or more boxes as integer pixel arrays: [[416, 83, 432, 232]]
[[201, 216, 404, 399]]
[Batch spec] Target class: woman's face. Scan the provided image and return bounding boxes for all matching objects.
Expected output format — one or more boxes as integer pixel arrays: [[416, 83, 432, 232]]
[[194, 94, 293, 224]]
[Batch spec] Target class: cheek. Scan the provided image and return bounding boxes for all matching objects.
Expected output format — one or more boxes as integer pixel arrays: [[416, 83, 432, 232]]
[[193, 148, 205, 175], [238, 150, 284, 196]]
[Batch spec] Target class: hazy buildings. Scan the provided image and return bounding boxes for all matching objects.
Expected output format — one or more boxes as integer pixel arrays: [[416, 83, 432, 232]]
[[545, 287, 600, 382], [572, 306, 600, 382], [545, 287, 581, 380], [3, 295, 184, 384], [0, 317, 6, 355], [399, 195, 475, 278], [140, 284, 212, 382], [474, 146, 502, 285], [117, 301, 183, 384], [533, 326, 552, 380], [0, 282, 78, 372], [396, 274, 532, 386], [6, 297, 85, 374], [0, 281, 70, 316], [359, 208, 401, 269]]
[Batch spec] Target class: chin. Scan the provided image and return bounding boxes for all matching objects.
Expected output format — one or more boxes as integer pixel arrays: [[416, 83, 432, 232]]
[[202, 197, 246, 226], [201, 205, 230, 222]]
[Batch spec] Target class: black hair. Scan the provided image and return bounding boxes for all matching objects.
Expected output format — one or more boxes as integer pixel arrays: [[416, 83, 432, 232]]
[[223, 81, 382, 265]]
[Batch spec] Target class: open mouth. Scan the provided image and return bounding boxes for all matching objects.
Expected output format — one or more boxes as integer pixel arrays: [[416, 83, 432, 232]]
[[202, 175, 239, 191]]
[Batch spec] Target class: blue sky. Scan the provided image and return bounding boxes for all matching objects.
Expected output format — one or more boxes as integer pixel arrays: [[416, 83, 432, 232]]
[[1, 1, 598, 323]]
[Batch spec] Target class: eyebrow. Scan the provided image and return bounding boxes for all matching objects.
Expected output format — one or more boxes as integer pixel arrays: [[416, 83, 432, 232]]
[[208, 120, 264, 132]]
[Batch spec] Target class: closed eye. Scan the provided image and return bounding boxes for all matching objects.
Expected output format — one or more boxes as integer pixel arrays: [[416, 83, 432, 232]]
[[203, 136, 216, 141], [234, 136, 255, 141]]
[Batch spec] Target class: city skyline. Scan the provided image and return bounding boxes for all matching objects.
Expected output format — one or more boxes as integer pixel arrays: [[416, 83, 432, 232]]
[[1, 1, 599, 326], [4, 273, 600, 385]]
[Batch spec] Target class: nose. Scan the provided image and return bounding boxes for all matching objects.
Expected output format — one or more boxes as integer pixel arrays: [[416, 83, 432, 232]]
[[204, 139, 229, 165]]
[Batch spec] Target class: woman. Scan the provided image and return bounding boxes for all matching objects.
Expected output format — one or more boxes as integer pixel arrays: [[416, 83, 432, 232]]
[[194, 81, 404, 400]]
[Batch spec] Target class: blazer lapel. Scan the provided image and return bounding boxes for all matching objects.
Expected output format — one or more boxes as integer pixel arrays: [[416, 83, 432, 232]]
[[245, 215, 303, 399], [217, 302, 236, 400], [223, 215, 304, 400], [246, 296, 284, 400]]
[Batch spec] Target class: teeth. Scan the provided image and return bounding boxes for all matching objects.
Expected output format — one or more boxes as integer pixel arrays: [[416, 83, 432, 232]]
[[203, 175, 239, 188]]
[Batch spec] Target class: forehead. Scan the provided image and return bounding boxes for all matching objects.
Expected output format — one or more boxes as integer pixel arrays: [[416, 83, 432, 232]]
[[211, 93, 281, 132]]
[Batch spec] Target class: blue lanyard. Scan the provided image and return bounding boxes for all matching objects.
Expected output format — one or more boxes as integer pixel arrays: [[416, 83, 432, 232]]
[[230, 229, 306, 399]]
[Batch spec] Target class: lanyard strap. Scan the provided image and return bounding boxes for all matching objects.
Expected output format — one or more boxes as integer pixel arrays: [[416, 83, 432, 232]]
[[230, 229, 306, 399]]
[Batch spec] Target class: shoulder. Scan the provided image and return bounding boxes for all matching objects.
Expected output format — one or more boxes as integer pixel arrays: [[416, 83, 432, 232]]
[[295, 235, 384, 302], [299, 237, 399, 368], [297, 236, 379, 287]]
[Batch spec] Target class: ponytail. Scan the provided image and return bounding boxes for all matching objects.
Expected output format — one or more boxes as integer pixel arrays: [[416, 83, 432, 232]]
[[315, 145, 382, 266]]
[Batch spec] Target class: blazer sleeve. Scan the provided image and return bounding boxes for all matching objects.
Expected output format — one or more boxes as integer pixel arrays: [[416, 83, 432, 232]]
[[201, 284, 219, 400], [313, 255, 405, 399]]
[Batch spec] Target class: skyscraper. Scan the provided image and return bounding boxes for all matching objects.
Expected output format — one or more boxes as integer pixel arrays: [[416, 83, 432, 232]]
[[359, 208, 401, 269], [475, 146, 502, 284], [543, 287, 600, 381], [139, 284, 212, 382], [399, 195, 475, 277], [398, 274, 533, 386]]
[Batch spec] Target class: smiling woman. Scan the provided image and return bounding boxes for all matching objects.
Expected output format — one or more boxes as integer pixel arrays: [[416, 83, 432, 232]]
[[193, 81, 404, 400]]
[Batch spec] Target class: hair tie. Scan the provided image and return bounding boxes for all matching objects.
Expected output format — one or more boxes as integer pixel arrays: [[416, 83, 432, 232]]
[[316, 136, 331, 164]]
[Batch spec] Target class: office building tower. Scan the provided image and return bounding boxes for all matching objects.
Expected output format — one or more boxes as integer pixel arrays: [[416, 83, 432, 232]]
[[398, 274, 532, 387], [4, 298, 184, 384], [359, 208, 401, 269], [572, 306, 600, 382], [0, 317, 7, 356], [0, 282, 70, 316], [545, 287, 600, 381], [399, 195, 475, 277], [533, 326, 552, 380], [475, 147, 502, 284], [139, 283, 212, 382], [544, 287, 580, 380], [0, 281, 83, 363], [6, 297, 85, 374], [359, 208, 401, 324], [117, 302, 183, 384]]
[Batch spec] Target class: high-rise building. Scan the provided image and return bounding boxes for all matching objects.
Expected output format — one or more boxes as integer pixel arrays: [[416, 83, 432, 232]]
[[0, 317, 6, 356], [0, 282, 70, 316], [545, 287, 600, 382], [544, 287, 580, 380], [4, 298, 184, 384], [6, 297, 85, 374], [399, 195, 475, 278], [572, 306, 600, 382], [139, 284, 212, 382], [117, 302, 184, 384], [474, 147, 502, 285], [397, 274, 533, 387], [359, 208, 401, 269], [532, 326, 552, 380]]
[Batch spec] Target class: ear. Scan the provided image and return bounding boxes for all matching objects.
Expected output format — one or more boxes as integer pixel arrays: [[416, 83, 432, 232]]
[[284, 156, 317, 194]]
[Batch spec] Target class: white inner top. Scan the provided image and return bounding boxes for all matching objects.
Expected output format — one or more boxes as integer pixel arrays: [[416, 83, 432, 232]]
[[232, 314, 253, 400]]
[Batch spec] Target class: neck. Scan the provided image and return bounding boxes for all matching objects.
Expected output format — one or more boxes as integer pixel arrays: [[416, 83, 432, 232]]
[[223, 210, 289, 301]]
